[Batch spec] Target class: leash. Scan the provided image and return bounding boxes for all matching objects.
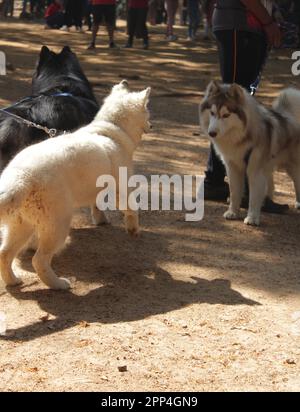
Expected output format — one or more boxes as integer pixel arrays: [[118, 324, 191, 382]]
[[0, 92, 74, 138]]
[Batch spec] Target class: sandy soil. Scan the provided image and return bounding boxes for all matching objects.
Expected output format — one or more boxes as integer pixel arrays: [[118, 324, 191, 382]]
[[0, 18, 299, 392]]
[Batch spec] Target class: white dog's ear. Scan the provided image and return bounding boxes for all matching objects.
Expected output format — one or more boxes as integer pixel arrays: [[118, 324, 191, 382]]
[[206, 80, 220, 96], [228, 83, 245, 102], [120, 79, 129, 88], [139, 87, 151, 106], [112, 80, 129, 94]]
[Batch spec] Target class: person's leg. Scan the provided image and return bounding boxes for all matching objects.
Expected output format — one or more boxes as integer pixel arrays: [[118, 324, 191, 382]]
[[63, 0, 73, 28], [105, 4, 116, 47], [88, 5, 101, 48], [187, 0, 198, 39], [74, 0, 83, 29], [165, 0, 178, 39], [22, 0, 27, 13], [126, 7, 136, 47], [187, 0, 193, 38], [85, 3, 92, 30], [141, 8, 149, 48], [30, 0, 34, 14]]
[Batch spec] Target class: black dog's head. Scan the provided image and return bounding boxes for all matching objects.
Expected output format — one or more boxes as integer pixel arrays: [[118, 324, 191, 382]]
[[31, 46, 96, 100]]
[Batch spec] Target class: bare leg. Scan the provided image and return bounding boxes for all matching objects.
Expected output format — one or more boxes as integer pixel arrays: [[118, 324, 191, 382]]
[[107, 24, 114, 44], [90, 23, 99, 46], [224, 162, 244, 220], [0, 220, 34, 286]]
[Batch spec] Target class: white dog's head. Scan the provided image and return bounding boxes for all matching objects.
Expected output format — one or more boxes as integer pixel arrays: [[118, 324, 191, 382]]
[[199, 81, 247, 143], [96, 80, 151, 142]]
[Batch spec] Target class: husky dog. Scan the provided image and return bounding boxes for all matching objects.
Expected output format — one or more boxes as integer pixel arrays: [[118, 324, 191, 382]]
[[0, 45, 99, 171], [200, 81, 300, 226], [0, 81, 151, 290]]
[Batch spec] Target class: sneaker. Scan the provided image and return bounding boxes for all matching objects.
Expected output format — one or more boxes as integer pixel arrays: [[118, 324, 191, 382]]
[[76, 26, 84, 33], [240, 196, 289, 214], [204, 180, 229, 201], [87, 43, 96, 50], [60, 25, 69, 32], [109, 41, 116, 48], [166, 34, 177, 42], [143, 43, 149, 50]]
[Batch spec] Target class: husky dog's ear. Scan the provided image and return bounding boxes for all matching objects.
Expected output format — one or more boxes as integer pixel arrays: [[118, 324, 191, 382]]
[[206, 80, 220, 96], [61, 46, 72, 54], [40, 45, 50, 60], [139, 87, 151, 106], [228, 83, 245, 102]]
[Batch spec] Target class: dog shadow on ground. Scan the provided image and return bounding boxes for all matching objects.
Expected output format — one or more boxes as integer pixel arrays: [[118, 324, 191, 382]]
[[2, 217, 258, 342]]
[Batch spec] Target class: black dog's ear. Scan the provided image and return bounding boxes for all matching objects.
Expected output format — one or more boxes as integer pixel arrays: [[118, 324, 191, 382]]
[[40, 45, 50, 60], [61, 46, 72, 54]]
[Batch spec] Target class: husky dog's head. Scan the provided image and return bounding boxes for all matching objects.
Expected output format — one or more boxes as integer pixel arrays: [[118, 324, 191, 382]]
[[96, 80, 151, 143], [32, 46, 95, 100], [200, 81, 247, 142]]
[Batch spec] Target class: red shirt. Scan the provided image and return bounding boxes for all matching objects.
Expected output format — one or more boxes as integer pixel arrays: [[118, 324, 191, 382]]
[[91, 0, 116, 5], [247, 12, 264, 31], [128, 0, 148, 8], [45, 3, 62, 18]]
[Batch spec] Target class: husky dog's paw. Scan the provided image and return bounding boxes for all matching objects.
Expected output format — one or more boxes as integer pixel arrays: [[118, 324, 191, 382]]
[[52, 277, 71, 290], [224, 210, 239, 220], [5, 276, 23, 287], [295, 201, 300, 210], [244, 215, 260, 226]]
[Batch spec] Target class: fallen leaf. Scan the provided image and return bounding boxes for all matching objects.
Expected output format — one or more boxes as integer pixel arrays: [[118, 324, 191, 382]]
[[40, 314, 50, 322], [284, 359, 296, 365], [78, 321, 90, 328], [27, 367, 38, 372]]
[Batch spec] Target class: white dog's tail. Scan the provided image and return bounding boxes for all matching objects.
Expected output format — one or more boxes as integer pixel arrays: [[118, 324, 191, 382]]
[[0, 174, 27, 217], [273, 88, 300, 123]]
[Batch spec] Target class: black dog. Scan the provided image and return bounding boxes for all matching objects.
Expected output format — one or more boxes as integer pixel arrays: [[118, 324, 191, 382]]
[[0, 45, 99, 170]]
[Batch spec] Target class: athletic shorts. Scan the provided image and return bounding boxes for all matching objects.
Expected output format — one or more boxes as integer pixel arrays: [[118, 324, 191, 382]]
[[92, 4, 116, 26]]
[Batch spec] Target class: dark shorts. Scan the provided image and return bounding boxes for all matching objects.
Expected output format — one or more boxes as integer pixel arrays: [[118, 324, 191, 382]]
[[92, 4, 116, 26]]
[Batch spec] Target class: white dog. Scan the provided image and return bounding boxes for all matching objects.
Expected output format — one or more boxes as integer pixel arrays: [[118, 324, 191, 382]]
[[0, 80, 151, 290]]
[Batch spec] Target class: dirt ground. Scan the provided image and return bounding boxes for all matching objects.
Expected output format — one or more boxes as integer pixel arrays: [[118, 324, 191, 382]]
[[0, 17, 299, 392]]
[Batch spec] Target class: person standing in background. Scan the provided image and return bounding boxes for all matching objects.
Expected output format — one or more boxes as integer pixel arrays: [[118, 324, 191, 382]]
[[203, 0, 288, 214], [3, 0, 14, 17], [87, 0, 117, 49], [125, 0, 149, 49], [45, 0, 64, 28], [61, 0, 85, 32]]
